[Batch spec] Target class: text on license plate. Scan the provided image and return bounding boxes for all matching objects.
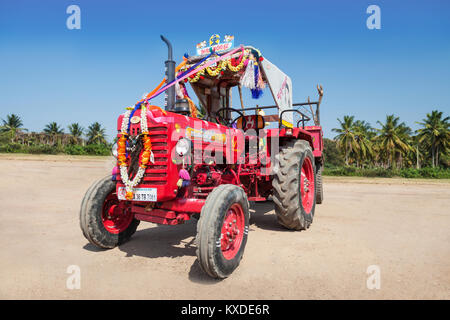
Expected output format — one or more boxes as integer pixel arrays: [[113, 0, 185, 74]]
[[117, 187, 157, 202]]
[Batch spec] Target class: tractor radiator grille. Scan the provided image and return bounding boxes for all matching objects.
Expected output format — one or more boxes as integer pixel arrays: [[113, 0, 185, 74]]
[[117, 125, 169, 186], [143, 125, 169, 184]]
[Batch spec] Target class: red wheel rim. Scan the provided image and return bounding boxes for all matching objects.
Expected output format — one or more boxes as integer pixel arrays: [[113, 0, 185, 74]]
[[300, 157, 315, 213], [101, 192, 133, 234], [220, 203, 245, 260]]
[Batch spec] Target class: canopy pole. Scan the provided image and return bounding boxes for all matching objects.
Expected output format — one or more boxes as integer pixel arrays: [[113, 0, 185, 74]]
[[238, 84, 245, 115]]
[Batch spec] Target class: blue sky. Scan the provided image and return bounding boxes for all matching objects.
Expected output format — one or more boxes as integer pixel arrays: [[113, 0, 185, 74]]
[[1, 0, 449, 140]]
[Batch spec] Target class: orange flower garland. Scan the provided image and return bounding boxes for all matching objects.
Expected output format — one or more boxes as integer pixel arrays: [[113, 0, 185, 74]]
[[139, 134, 152, 168], [118, 104, 153, 200], [117, 134, 128, 166]]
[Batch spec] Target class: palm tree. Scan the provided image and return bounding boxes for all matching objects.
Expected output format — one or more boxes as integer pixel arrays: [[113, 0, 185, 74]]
[[86, 122, 107, 145], [1, 114, 26, 142], [332, 115, 358, 165], [375, 115, 412, 168], [43, 122, 64, 146], [68, 123, 84, 145], [44, 122, 64, 135], [416, 110, 450, 167], [353, 120, 374, 167], [410, 134, 423, 169]]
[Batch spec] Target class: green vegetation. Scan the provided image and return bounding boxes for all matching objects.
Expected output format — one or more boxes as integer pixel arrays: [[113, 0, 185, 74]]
[[0, 115, 110, 156], [0, 110, 449, 179], [86, 122, 107, 145], [1, 113, 27, 143], [68, 123, 84, 145], [323, 166, 450, 179], [43, 121, 64, 135], [326, 110, 449, 178], [416, 110, 450, 168]]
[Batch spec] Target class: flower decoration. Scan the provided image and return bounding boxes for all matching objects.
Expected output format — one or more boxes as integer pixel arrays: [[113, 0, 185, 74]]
[[117, 104, 153, 200], [181, 48, 251, 84], [206, 60, 227, 77]]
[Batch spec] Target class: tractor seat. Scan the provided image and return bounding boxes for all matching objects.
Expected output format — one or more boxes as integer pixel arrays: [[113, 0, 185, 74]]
[[235, 114, 265, 131]]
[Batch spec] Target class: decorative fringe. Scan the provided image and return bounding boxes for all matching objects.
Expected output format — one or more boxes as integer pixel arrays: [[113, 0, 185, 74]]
[[179, 168, 190, 180], [240, 59, 255, 89], [251, 63, 263, 99], [181, 83, 189, 97], [240, 49, 266, 99], [186, 96, 198, 118], [251, 88, 263, 99], [175, 81, 184, 99], [257, 67, 266, 89]]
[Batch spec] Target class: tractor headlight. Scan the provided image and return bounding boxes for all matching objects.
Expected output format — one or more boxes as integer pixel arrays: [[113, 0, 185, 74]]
[[111, 142, 118, 158], [175, 138, 190, 156]]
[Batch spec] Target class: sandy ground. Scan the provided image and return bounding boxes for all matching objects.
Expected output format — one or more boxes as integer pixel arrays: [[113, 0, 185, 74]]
[[0, 154, 449, 299]]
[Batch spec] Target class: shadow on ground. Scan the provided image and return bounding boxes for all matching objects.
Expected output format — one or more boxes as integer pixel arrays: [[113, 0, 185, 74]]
[[81, 201, 287, 283], [117, 221, 197, 259], [116, 220, 222, 284], [249, 201, 290, 232], [188, 261, 223, 284], [82, 243, 105, 252]]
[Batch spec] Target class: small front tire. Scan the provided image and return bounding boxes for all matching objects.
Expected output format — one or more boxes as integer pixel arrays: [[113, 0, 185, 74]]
[[196, 184, 250, 279], [80, 176, 139, 249]]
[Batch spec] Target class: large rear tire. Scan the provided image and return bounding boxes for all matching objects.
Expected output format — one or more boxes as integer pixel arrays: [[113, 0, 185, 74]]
[[316, 163, 324, 204], [80, 176, 139, 249], [273, 140, 316, 230], [196, 184, 250, 279]]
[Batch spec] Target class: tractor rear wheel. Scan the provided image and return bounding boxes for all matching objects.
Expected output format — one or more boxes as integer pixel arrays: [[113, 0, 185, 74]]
[[196, 184, 249, 279], [316, 163, 324, 204], [80, 176, 139, 249], [273, 140, 316, 230]]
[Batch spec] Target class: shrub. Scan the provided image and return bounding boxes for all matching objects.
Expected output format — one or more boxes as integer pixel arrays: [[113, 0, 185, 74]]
[[416, 167, 450, 179], [0, 142, 111, 156], [27, 144, 58, 154], [64, 144, 87, 155], [0, 143, 24, 153], [323, 166, 450, 179], [84, 144, 110, 156], [398, 168, 421, 178], [323, 138, 345, 167]]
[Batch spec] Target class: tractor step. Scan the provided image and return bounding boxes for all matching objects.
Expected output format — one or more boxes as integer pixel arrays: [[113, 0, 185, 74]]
[[133, 206, 191, 225]]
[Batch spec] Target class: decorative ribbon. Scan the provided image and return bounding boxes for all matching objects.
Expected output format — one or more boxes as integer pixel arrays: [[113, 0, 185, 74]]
[[127, 46, 243, 133], [135, 58, 188, 105], [176, 51, 214, 80], [145, 45, 243, 103]]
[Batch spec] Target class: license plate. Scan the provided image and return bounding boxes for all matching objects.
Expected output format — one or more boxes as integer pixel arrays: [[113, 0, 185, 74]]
[[117, 187, 157, 202]]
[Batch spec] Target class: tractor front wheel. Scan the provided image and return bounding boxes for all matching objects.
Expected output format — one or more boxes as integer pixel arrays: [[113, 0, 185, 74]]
[[273, 139, 316, 230], [80, 176, 139, 249], [196, 184, 249, 279]]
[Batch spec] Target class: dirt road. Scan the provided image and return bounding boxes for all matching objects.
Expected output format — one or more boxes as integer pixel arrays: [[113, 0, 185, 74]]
[[0, 154, 449, 299]]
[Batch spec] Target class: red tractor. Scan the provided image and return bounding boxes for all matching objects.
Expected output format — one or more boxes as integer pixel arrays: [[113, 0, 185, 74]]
[[80, 36, 324, 278]]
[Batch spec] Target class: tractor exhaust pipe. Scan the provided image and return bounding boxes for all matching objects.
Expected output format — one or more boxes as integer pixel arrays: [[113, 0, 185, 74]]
[[160, 35, 176, 112]]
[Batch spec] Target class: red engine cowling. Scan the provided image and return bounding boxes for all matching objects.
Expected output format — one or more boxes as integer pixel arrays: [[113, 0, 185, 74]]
[[192, 166, 222, 187], [115, 107, 241, 203]]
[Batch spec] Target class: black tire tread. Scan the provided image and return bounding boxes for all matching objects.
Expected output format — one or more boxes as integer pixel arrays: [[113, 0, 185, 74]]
[[316, 164, 324, 204], [79, 176, 139, 249], [272, 139, 316, 230], [196, 184, 249, 278]]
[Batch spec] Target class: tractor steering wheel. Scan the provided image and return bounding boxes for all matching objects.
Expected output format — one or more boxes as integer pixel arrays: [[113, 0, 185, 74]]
[[215, 107, 247, 129]]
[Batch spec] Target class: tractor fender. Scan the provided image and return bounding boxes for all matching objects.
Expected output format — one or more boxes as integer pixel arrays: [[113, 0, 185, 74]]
[[272, 128, 315, 151]]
